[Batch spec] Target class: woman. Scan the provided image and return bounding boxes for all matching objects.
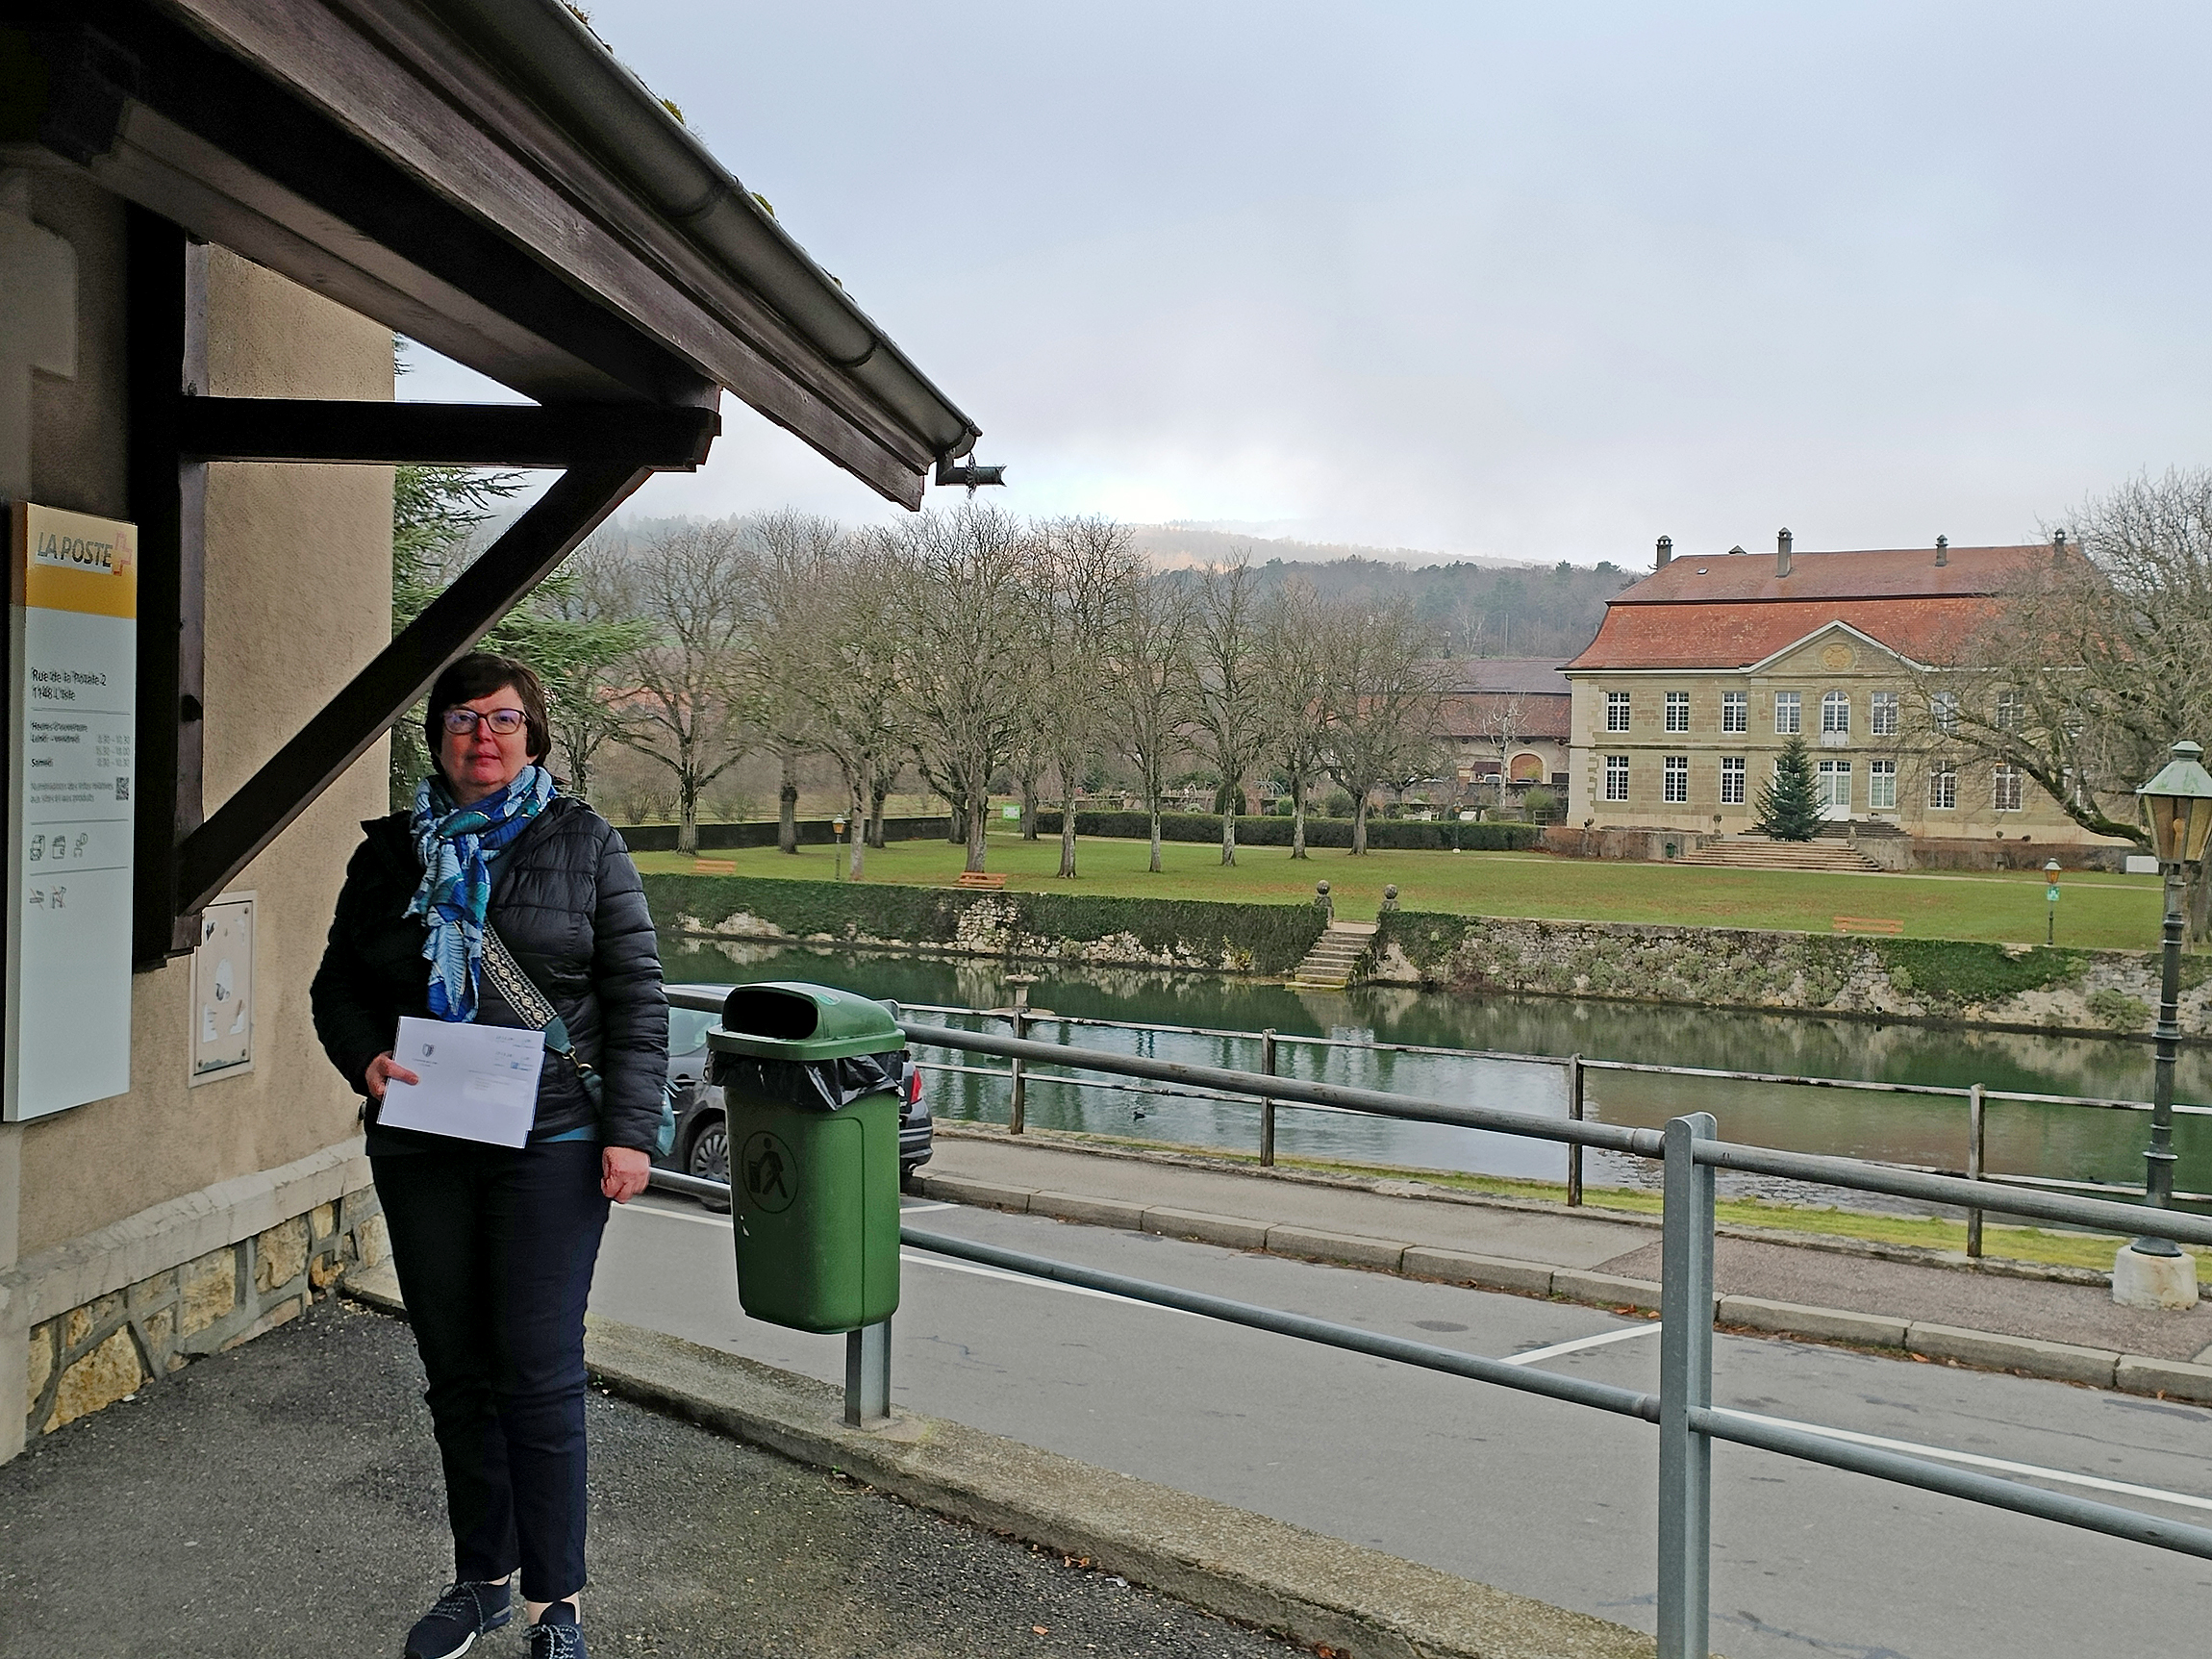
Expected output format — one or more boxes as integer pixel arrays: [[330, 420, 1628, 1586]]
[[313, 652, 666, 1659]]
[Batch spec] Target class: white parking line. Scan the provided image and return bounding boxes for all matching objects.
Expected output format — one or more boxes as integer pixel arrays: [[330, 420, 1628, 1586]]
[[623, 1201, 729, 1230], [899, 1201, 955, 1215], [1504, 1322, 1665, 1366], [899, 1250, 1201, 1315]]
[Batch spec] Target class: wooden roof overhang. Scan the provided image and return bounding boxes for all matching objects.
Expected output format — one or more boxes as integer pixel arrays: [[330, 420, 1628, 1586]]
[[5, 2, 985, 962]]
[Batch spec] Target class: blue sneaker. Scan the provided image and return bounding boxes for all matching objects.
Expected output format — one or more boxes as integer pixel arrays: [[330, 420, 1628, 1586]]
[[404, 1580, 512, 1659], [528, 1602, 587, 1658]]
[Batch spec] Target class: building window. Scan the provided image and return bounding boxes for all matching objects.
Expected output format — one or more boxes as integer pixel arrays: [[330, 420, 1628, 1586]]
[[1822, 690, 1849, 736], [1721, 756, 1746, 805], [1817, 759, 1851, 814], [1606, 691, 1631, 733], [1996, 691, 2024, 731], [1928, 761, 1957, 810], [1604, 754, 1629, 801], [1994, 765, 2023, 812], [1870, 691, 1898, 737], [1665, 691, 1690, 732], [1932, 691, 1959, 734], [1722, 691, 1747, 734], [1664, 754, 1689, 803], [1774, 691, 1801, 735], [1869, 759, 1897, 811]]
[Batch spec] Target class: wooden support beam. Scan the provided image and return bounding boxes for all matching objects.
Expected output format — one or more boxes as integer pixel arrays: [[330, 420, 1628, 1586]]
[[172, 461, 650, 917], [176, 398, 718, 469], [127, 210, 210, 968]]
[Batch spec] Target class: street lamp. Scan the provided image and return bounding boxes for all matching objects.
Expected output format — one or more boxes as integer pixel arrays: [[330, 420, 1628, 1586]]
[[832, 815, 848, 883], [2117, 741, 2212, 1309], [2044, 859, 2061, 945]]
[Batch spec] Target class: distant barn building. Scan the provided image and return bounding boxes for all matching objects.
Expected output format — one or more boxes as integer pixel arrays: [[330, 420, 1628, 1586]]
[[1437, 660, 1571, 805]]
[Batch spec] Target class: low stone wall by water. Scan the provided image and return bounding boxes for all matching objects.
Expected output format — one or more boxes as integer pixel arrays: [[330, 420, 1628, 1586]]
[[1369, 911, 2203, 1037]]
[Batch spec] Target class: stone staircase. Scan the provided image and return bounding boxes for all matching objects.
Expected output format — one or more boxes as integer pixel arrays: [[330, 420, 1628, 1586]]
[[1290, 920, 1379, 990], [1679, 835, 1880, 873]]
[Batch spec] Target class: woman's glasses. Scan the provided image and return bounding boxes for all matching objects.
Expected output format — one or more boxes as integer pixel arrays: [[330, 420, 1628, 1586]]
[[441, 707, 527, 737]]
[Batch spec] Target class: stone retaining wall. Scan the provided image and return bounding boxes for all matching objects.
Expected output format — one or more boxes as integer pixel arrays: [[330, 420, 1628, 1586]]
[[23, 1189, 385, 1440], [1369, 912, 2205, 1036]]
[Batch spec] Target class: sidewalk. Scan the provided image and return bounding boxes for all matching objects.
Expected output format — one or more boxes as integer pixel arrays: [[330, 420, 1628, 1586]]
[[918, 1127, 2212, 1377], [0, 1298, 1300, 1659]]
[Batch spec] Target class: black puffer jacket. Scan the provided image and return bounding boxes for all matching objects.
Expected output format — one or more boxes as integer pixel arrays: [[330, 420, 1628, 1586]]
[[311, 795, 667, 1150]]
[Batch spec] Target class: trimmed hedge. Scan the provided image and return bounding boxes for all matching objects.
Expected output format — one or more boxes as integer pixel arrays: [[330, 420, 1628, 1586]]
[[1033, 810, 1542, 852], [641, 874, 1328, 975], [618, 816, 949, 853]]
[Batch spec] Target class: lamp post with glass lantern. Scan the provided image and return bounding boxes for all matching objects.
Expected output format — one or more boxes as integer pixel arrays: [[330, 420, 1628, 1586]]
[[2115, 742, 2212, 1309], [2044, 859, 2061, 945]]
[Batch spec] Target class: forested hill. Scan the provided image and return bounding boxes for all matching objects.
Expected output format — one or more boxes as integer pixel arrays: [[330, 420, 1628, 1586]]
[[1138, 528, 1640, 663]]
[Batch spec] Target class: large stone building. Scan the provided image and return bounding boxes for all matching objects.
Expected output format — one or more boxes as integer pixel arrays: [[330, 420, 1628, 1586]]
[[1563, 532, 2114, 844]]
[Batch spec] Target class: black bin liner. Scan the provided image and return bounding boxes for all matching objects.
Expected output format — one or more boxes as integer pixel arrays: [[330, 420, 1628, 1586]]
[[710, 1048, 907, 1112]]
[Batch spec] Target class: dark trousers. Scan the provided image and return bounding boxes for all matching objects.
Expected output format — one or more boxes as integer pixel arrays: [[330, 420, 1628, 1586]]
[[372, 1139, 609, 1602]]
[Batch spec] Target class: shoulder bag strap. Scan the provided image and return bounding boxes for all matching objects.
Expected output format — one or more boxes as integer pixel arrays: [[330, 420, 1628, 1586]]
[[479, 924, 591, 1079]]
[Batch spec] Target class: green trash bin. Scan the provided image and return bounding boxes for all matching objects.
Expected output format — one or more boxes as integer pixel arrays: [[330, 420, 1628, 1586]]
[[706, 982, 906, 1334]]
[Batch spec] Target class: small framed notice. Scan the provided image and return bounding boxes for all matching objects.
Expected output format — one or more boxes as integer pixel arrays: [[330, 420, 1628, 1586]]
[[189, 892, 255, 1084]]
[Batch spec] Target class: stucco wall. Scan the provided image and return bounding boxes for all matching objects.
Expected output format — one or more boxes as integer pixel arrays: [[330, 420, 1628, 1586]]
[[13, 213, 391, 1257]]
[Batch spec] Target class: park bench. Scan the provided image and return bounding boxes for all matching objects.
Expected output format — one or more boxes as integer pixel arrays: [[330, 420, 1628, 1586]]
[[691, 858, 736, 875], [1832, 915, 1903, 935], [954, 870, 1009, 891]]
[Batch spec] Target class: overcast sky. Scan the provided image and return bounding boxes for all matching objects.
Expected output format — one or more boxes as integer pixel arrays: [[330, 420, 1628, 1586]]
[[407, 3, 2212, 565]]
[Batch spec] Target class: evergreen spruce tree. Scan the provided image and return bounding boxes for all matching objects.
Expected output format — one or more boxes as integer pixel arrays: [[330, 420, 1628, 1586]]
[[1754, 734, 1823, 842]]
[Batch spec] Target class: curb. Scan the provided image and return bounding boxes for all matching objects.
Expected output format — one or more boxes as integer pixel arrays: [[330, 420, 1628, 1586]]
[[916, 1173, 2212, 1405], [343, 1268, 1654, 1659]]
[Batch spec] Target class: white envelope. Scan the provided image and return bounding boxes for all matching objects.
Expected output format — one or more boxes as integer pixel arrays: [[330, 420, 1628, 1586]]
[[377, 1015, 546, 1147]]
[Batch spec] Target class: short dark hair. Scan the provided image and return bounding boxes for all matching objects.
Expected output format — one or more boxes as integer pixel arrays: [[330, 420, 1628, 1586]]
[[425, 652, 552, 775]]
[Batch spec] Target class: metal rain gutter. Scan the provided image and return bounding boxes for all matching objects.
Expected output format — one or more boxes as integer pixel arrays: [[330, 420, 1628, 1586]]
[[429, 0, 982, 466]]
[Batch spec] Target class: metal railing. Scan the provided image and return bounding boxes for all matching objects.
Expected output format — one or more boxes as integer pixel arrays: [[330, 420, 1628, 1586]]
[[650, 1017, 2212, 1659], [890, 999, 2212, 1232]]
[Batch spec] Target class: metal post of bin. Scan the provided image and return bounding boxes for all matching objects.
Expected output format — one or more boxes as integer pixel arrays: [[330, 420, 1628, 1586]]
[[1966, 1082, 1985, 1259], [1566, 1054, 1585, 1207], [1656, 1111, 1715, 1659], [845, 1320, 892, 1426], [1259, 1028, 1278, 1166]]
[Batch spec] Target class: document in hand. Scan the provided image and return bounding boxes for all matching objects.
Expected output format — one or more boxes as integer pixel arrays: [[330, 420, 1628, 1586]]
[[378, 1015, 546, 1147]]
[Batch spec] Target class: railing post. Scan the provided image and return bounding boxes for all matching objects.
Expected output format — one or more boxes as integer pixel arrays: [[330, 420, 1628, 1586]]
[[844, 1319, 892, 1426], [1658, 1111, 1716, 1659], [1966, 1083, 1985, 1259], [1566, 1054, 1585, 1206], [1260, 1028, 1278, 1166], [1007, 975, 1033, 1136]]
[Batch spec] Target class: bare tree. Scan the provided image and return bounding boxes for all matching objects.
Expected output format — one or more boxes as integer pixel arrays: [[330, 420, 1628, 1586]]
[[1320, 598, 1445, 855], [797, 539, 912, 880], [1036, 516, 1136, 878], [532, 540, 651, 806], [1920, 473, 2212, 928], [1469, 687, 1532, 816], [888, 504, 1045, 873], [741, 511, 842, 854], [1257, 579, 1332, 859], [616, 522, 757, 855], [1188, 554, 1269, 866], [1102, 564, 1198, 873]]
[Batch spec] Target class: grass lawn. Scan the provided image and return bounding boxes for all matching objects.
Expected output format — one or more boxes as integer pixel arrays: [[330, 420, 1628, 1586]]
[[633, 829, 2167, 951]]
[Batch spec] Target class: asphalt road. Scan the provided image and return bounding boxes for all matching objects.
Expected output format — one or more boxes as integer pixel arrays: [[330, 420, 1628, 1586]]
[[596, 1193, 2212, 1659], [0, 1298, 1295, 1659]]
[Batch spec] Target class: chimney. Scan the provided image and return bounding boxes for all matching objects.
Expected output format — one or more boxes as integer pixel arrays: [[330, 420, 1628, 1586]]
[[1935, 535, 1948, 567], [1776, 527, 1793, 578], [2052, 530, 2068, 563], [1656, 535, 1672, 568]]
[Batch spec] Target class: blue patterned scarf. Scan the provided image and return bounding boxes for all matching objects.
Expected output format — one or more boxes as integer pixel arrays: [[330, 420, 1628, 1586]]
[[407, 765, 557, 1021]]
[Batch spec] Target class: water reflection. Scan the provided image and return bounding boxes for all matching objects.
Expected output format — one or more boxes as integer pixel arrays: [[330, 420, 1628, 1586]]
[[660, 933, 2212, 1205]]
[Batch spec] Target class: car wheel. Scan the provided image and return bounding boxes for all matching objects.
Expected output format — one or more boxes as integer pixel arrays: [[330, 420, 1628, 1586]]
[[899, 1162, 922, 1195], [688, 1114, 731, 1213]]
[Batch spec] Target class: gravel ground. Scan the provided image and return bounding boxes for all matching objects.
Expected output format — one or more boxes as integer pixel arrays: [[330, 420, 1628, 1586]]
[[0, 1298, 1299, 1659]]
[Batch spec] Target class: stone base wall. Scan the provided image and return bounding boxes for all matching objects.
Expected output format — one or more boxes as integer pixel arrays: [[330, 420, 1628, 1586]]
[[23, 1188, 384, 1440]]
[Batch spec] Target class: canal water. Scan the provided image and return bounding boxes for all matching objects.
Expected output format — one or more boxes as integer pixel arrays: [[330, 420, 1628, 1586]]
[[662, 931, 2212, 1210]]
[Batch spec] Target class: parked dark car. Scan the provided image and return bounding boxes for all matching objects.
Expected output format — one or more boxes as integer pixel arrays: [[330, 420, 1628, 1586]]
[[654, 983, 932, 1209]]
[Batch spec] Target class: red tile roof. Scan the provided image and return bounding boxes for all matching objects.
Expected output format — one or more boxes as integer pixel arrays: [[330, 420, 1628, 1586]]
[[1566, 542, 2047, 670], [1441, 658, 1572, 695], [1440, 690, 1571, 741]]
